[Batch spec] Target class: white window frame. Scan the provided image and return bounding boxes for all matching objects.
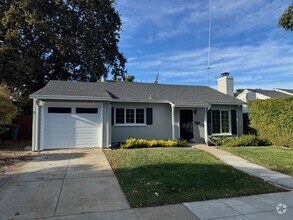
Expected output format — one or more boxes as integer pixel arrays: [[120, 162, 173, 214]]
[[114, 108, 146, 126], [212, 110, 231, 135]]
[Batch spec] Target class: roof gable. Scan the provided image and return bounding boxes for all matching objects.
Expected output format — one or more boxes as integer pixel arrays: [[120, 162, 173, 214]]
[[249, 89, 291, 98]]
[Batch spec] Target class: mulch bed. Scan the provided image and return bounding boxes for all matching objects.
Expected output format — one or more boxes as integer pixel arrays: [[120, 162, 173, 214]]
[[0, 140, 36, 174]]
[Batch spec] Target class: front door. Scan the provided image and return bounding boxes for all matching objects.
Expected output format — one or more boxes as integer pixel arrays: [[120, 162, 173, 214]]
[[180, 110, 194, 141]]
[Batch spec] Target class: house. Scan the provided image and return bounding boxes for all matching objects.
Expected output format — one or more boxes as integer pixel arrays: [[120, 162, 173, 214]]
[[236, 88, 292, 113], [30, 74, 244, 150]]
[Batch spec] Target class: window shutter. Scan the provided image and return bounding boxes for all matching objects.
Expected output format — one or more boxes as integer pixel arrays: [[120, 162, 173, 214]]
[[111, 107, 114, 125], [207, 109, 212, 135], [146, 108, 153, 125], [231, 109, 237, 135]]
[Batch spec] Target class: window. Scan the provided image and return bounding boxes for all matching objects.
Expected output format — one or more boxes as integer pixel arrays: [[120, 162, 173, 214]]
[[136, 109, 145, 124], [76, 108, 98, 114], [48, 107, 71, 113], [126, 109, 135, 123], [115, 108, 145, 125], [115, 108, 125, 124], [212, 110, 230, 134]]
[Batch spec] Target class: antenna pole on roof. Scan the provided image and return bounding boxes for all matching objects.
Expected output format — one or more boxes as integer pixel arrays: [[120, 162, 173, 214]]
[[154, 74, 159, 84], [206, 0, 212, 87]]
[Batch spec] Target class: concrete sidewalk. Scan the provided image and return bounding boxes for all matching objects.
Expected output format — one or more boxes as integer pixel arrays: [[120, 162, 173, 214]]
[[194, 145, 293, 189], [184, 191, 293, 220]]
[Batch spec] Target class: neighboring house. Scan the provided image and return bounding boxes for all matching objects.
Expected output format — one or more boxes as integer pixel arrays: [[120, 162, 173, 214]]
[[30, 74, 244, 150], [237, 88, 292, 113], [274, 88, 293, 96]]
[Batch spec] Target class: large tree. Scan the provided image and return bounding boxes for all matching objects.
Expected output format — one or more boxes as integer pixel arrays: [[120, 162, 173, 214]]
[[279, 4, 293, 31], [0, 0, 126, 107], [0, 83, 17, 133]]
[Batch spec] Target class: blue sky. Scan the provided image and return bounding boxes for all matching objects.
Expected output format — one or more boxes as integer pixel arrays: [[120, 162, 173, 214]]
[[116, 0, 293, 90]]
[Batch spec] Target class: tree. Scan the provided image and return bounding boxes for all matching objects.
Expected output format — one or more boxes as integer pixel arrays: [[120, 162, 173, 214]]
[[234, 89, 244, 97], [279, 4, 293, 31], [0, 0, 126, 109], [125, 75, 135, 82], [0, 83, 17, 133]]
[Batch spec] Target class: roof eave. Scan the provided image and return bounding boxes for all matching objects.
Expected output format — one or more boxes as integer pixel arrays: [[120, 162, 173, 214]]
[[29, 95, 110, 101]]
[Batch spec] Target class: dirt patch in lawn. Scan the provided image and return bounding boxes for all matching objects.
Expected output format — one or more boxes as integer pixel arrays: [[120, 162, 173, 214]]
[[0, 140, 38, 174]]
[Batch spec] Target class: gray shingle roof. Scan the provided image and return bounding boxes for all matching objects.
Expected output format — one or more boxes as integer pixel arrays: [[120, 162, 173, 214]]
[[249, 89, 291, 98], [31, 80, 244, 106]]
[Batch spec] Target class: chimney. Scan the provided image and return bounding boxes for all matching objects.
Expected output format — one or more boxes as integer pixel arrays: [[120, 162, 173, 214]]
[[217, 72, 234, 96]]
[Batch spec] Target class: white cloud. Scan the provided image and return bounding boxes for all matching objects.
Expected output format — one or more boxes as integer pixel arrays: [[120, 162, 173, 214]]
[[127, 40, 293, 88]]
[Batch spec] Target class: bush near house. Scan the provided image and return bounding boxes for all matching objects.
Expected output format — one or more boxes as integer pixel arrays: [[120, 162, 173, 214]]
[[122, 138, 188, 149], [222, 135, 271, 148], [249, 97, 293, 147]]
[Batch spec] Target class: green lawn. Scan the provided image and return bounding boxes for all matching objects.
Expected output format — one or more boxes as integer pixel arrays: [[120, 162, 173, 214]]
[[104, 148, 283, 207], [222, 146, 293, 176]]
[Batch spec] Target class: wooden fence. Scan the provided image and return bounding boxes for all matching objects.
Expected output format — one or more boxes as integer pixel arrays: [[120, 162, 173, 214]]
[[12, 115, 32, 140]]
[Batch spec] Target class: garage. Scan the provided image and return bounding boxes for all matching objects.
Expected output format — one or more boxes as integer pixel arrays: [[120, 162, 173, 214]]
[[41, 105, 102, 149]]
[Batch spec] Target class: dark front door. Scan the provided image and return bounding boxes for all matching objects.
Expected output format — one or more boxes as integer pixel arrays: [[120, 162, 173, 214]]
[[180, 110, 194, 141]]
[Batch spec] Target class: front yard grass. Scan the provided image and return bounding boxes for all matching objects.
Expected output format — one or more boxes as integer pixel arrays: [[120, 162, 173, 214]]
[[104, 148, 283, 208], [222, 146, 293, 176]]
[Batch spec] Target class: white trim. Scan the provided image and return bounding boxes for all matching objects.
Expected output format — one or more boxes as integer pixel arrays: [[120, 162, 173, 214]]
[[204, 107, 210, 145], [32, 99, 38, 151], [171, 104, 175, 140], [107, 102, 111, 148]]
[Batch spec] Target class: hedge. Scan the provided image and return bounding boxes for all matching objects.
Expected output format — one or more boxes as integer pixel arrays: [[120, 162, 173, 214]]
[[222, 135, 271, 147], [249, 97, 293, 147], [122, 138, 188, 149]]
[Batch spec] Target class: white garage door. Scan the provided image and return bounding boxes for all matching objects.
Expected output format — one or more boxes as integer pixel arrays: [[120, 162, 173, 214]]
[[42, 106, 102, 149]]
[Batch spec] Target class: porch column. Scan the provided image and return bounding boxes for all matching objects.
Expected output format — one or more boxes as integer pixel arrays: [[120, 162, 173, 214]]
[[204, 107, 208, 145], [171, 104, 175, 140]]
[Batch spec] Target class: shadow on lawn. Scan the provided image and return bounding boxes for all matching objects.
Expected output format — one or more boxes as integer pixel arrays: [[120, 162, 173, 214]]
[[111, 163, 287, 207]]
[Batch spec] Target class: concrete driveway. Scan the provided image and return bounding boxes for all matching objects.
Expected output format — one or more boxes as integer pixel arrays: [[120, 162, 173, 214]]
[[0, 148, 130, 219]]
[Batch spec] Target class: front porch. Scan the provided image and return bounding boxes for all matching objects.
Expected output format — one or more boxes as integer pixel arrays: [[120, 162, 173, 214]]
[[171, 104, 243, 145]]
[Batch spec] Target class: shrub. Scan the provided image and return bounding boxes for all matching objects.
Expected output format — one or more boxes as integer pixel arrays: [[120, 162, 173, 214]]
[[249, 97, 293, 147], [122, 138, 188, 149], [208, 136, 230, 146], [223, 135, 271, 147]]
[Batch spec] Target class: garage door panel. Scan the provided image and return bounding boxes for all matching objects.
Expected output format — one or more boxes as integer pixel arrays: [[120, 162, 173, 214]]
[[43, 106, 102, 149], [75, 127, 97, 134]]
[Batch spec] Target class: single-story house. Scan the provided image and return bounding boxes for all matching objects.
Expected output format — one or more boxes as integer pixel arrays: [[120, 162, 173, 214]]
[[236, 88, 292, 113], [30, 75, 244, 150]]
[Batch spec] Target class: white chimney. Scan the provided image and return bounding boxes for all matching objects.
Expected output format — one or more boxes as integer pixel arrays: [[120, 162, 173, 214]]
[[217, 72, 234, 96]]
